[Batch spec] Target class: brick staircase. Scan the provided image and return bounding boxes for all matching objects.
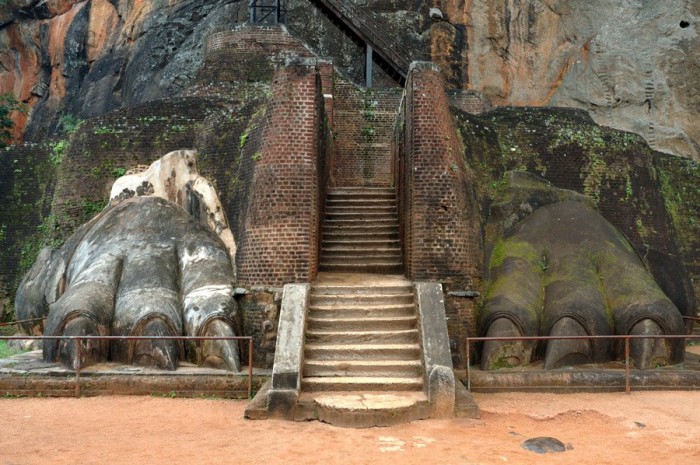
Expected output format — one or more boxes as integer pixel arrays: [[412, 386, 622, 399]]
[[319, 187, 403, 274]]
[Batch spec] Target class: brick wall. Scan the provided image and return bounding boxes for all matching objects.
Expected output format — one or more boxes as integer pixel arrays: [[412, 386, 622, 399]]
[[197, 24, 314, 85], [236, 59, 329, 286], [0, 143, 55, 318], [331, 78, 402, 187], [397, 62, 484, 367], [447, 89, 492, 115], [399, 62, 483, 288]]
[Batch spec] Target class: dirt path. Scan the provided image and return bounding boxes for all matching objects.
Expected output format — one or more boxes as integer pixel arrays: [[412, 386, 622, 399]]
[[1, 392, 698, 464]]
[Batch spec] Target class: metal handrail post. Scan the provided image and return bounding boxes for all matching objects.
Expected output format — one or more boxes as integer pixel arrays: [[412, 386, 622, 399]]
[[466, 339, 471, 391], [75, 337, 82, 398], [247, 338, 254, 399], [625, 336, 631, 394]]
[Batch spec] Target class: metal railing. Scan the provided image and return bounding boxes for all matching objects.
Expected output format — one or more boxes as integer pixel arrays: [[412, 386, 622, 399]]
[[465, 334, 700, 394], [311, 0, 414, 79], [0, 334, 254, 399], [0, 317, 45, 328], [249, 0, 288, 24]]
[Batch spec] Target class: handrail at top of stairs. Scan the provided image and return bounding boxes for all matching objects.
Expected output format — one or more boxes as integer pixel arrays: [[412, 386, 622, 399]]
[[311, 0, 414, 79]]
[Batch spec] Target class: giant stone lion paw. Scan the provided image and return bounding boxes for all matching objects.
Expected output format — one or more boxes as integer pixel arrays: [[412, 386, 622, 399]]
[[15, 152, 241, 372], [479, 173, 686, 370]]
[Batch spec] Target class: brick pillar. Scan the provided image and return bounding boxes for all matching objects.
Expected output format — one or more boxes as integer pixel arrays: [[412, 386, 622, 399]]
[[402, 62, 483, 366], [237, 59, 325, 286]]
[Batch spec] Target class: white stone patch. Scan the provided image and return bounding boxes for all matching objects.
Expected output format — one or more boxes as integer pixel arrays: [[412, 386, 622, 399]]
[[378, 436, 405, 453], [109, 150, 237, 270], [179, 246, 217, 267], [412, 436, 436, 448], [184, 285, 233, 301]]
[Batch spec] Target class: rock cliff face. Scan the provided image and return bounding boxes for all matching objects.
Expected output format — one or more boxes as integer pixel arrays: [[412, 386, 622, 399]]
[[1, 1, 697, 160], [429, 0, 699, 161], [0, 0, 247, 140]]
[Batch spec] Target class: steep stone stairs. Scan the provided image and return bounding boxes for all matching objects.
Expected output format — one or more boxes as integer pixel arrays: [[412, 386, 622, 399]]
[[298, 273, 428, 426], [319, 187, 403, 274]]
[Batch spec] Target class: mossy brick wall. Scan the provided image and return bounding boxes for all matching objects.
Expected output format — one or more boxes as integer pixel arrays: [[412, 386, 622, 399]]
[[331, 78, 402, 187], [447, 90, 491, 115], [236, 60, 328, 286], [397, 63, 484, 367], [654, 154, 700, 310], [0, 143, 56, 319], [49, 98, 210, 236]]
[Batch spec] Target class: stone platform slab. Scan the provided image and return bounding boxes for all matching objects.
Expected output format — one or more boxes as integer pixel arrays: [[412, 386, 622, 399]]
[[0, 350, 269, 398]]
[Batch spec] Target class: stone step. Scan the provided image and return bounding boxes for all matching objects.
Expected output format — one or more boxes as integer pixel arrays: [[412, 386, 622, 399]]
[[328, 187, 395, 193], [328, 191, 396, 201], [322, 239, 400, 249], [319, 263, 404, 274], [307, 316, 417, 331], [303, 360, 422, 378], [304, 343, 420, 361], [320, 253, 402, 263], [324, 219, 399, 228], [320, 258, 403, 268], [301, 376, 423, 392], [323, 223, 398, 232], [309, 292, 414, 306], [325, 205, 396, 213], [321, 248, 401, 259], [309, 303, 415, 318], [323, 232, 399, 242], [306, 329, 419, 344], [311, 284, 412, 295], [325, 212, 398, 221], [305, 392, 430, 428], [325, 198, 397, 207]]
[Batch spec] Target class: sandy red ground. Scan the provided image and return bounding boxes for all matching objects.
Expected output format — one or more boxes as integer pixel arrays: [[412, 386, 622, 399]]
[[1, 391, 699, 464]]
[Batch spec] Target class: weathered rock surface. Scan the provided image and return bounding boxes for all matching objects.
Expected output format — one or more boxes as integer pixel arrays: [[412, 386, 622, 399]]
[[431, 0, 699, 160], [0, 0, 247, 140], [110, 150, 237, 271], [2, 1, 697, 159]]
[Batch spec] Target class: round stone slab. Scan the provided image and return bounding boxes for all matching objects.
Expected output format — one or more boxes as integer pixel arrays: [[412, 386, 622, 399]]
[[316, 393, 418, 410], [314, 393, 428, 428]]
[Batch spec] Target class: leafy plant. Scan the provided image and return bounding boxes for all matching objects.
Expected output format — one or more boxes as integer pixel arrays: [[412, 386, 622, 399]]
[[0, 340, 28, 359], [81, 198, 108, 217], [0, 94, 25, 147], [58, 114, 83, 134], [49, 140, 69, 165]]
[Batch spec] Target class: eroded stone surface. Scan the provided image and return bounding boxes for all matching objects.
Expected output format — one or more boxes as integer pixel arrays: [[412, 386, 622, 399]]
[[15, 195, 241, 372], [480, 174, 686, 370]]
